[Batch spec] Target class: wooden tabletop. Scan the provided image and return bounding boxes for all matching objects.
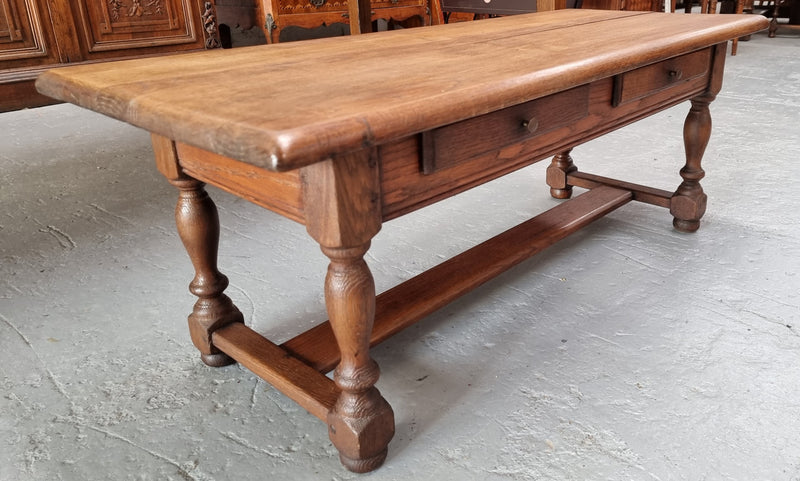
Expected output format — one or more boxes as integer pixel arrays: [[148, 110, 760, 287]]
[[36, 10, 767, 172]]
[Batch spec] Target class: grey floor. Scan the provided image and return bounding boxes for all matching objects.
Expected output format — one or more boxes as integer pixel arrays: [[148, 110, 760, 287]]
[[2, 28, 799, 481]]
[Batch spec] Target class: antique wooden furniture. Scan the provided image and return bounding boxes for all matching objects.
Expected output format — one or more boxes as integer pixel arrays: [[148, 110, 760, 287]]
[[679, 0, 750, 55], [582, 0, 665, 11], [681, 0, 718, 12], [768, 0, 800, 36], [215, 0, 260, 46], [0, 0, 219, 112], [583, 0, 753, 54], [255, 0, 435, 42], [36, 10, 767, 473], [440, 0, 573, 20]]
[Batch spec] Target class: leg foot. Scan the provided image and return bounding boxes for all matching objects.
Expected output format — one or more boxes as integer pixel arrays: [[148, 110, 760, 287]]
[[329, 384, 394, 473], [201, 352, 236, 367], [672, 217, 701, 233], [339, 450, 388, 474]]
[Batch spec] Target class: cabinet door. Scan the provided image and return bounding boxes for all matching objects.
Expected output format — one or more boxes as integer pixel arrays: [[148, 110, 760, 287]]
[[72, 0, 205, 56], [0, 0, 57, 63]]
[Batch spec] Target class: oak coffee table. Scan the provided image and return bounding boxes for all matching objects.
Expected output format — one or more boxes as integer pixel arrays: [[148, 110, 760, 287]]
[[36, 10, 768, 472]]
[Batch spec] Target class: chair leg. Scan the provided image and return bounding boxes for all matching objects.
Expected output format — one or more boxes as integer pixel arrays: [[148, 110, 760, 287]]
[[731, 0, 744, 55]]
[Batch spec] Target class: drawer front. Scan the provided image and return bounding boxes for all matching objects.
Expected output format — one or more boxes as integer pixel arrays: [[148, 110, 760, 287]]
[[275, 0, 422, 14], [421, 84, 590, 174], [382, 45, 721, 220], [372, 0, 425, 8], [276, 0, 348, 14], [441, 0, 539, 14], [612, 48, 711, 107]]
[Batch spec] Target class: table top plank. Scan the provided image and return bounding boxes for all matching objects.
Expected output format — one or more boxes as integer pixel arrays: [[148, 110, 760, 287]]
[[36, 10, 767, 172]]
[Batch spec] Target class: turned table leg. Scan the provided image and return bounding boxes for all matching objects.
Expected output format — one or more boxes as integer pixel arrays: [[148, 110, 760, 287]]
[[171, 177, 244, 366], [671, 95, 713, 233], [152, 135, 243, 367], [321, 243, 394, 472], [301, 149, 394, 472], [546, 149, 578, 199]]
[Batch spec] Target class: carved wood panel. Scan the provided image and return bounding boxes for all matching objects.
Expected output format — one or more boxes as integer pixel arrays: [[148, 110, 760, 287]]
[[2, 0, 211, 112], [74, 0, 199, 52], [274, 0, 422, 15], [0, 0, 49, 61]]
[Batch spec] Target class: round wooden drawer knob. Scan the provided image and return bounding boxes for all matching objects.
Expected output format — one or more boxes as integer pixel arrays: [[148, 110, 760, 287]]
[[522, 117, 539, 134]]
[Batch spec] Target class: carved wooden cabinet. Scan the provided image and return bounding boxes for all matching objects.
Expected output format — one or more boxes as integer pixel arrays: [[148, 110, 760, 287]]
[[1, 0, 214, 112], [256, 0, 431, 43]]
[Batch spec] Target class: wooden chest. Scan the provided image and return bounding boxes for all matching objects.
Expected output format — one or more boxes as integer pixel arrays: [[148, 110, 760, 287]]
[[256, 0, 431, 42], [441, 0, 576, 16]]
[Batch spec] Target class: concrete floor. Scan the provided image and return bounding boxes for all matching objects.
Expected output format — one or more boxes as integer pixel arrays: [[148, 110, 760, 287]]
[[1, 29, 799, 481]]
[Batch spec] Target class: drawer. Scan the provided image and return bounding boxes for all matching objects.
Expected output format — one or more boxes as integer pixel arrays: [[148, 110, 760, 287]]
[[421, 84, 590, 174], [276, 0, 348, 14], [372, 0, 425, 8], [441, 0, 542, 15], [275, 0, 422, 14], [612, 48, 712, 107]]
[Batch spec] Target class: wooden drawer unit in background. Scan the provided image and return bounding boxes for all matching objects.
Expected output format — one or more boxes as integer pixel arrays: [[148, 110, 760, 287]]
[[0, 0, 215, 112], [256, 0, 432, 43]]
